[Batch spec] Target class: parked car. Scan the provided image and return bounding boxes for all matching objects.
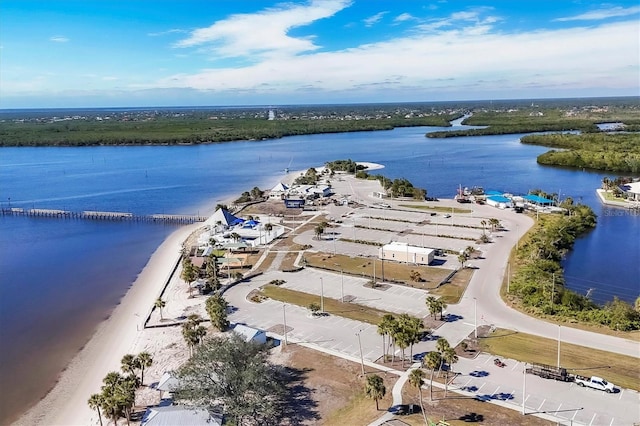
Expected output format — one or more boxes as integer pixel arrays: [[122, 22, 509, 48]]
[[575, 376, 616, 393], [388, 404, 421, 415]]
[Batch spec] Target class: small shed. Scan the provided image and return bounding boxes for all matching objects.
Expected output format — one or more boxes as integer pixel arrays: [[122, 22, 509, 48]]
[[486, 195, 512, 209], [379, 242, 434, 265], [233, 324, 268, 344]]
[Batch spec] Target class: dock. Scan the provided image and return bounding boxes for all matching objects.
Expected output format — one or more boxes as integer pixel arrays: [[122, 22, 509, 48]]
[[1, 208, 207, 224]]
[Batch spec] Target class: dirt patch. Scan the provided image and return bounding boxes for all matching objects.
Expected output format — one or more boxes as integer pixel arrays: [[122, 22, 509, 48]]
[[272, 344, 398, 425]]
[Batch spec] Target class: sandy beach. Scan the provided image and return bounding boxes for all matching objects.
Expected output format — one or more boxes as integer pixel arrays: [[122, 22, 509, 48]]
[[14, 222, 200, 426]]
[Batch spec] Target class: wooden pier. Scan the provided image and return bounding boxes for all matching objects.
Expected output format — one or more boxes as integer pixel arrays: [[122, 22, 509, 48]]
[[1, 208, 206, 224]]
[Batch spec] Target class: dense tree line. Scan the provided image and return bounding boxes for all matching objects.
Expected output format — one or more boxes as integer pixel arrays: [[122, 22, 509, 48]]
[[325, 159, 368, 174], [508, 202, 640, 331], [0, 115, 455, 146], [521, 133, 640, 173]]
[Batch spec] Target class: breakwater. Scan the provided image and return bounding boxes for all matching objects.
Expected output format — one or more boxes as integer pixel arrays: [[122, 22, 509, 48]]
[[1, 207, 206, 224]]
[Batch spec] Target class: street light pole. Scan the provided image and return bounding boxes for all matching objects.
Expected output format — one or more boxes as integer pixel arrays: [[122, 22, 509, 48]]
[[356, 330, 365, 375], [522, 363, 527, 415], [340, 268, 344, 303], [320, 277, 324, 312], [283, 304, 288, 346], [557, 325, 561, 368], [474, 297, 478, 339]]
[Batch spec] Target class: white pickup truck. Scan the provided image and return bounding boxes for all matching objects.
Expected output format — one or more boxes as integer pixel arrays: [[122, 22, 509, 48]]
[[574, 375, 616, 393]]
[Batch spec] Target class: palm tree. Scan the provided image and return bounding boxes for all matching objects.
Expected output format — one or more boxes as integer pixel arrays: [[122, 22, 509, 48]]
[[364, 374, 386, 411], [435, 338, 451, 376], [314, 223, 325, 240], [442, 347, 459, 398], [154, 298, 166, 320], [230, 232, 241, 243], [480, 219, 487, 235], [136, 352, 153, 386], [425, 296, 438, 319], [264, 222, 273, 238], [88, 393, 104, 426], [424, 351, 441, 401], [408, 369, 428, 425], [437, 299, 447, 320], [377, 314, 395, 360], [181, 257, 199, 298], [182, 314, 207, 357], [489, 218, 501, 232], [120, 354, 139, 378], [458, 254, 468, 269]]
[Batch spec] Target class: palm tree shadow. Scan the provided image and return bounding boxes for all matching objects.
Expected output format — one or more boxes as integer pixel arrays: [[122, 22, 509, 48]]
[[276, 366, 321, 424]]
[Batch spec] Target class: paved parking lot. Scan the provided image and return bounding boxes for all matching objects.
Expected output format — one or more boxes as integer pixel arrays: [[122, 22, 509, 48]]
[[452, 354, 640, 425]]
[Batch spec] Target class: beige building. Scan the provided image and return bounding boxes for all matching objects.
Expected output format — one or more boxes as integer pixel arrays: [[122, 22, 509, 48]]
[[379, 241, 434, 265]]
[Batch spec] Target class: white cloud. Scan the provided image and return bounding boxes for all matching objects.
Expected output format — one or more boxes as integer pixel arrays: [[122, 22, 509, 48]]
[[174, 0, 351, 58], [49, 36, 69, 43], [393, 13, 415, 23], [363, 11, 388, 27], [156, 19, 639, 99], [148, 29, 188, 37], [554, 5, 640, 21]]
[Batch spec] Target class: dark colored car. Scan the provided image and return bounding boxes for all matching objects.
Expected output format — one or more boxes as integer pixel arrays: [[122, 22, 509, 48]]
[[388, 404, 421, 415]]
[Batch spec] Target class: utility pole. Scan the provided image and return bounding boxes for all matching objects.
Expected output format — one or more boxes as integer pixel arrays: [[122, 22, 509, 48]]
[[320, 277, 324, 313], [340, 268, 344, 303], [283, 304, 288, 346], [507, 262, 511, 293], [557, 325, 561, 368], [522, 363, 527, 415], [356, 330, 365, 375], [474, 298, 478, 339]]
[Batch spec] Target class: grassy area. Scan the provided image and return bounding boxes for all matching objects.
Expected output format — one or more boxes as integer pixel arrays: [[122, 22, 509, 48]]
[[479, 329, 640, 391], [399, 204, 473, 214], [253, 251, 277, 273], [259, 285, 393, 325], [280, 252, 300, 271], [430, 267, 475, 304], [303, 252, 451, 287]]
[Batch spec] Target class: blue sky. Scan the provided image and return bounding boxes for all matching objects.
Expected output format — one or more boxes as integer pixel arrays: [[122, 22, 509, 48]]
[[1, 0, 638, 108]]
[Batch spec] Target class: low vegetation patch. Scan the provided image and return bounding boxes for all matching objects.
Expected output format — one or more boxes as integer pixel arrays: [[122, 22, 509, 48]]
[[399, 204, 473, 214], [259, 285, 393, 325], [303, 252, 451, 287]]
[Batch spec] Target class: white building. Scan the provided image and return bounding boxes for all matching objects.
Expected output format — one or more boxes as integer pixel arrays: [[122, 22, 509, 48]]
[[621, 181, 640, 201], [268, 182, 289, 199], [232, 324, 268, 344], [378, 242, 434, 265]]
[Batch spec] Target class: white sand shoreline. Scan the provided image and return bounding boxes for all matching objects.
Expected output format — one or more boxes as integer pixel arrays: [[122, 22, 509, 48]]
[[13, 223, 200, 426]]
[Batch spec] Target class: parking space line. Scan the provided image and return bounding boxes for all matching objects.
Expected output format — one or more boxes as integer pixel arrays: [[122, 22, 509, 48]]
[[618, 389, 624, 400], [609, 418, 615, 426], [523, 394, 530, 404], [510, 362, 520, 371], [555, 403, 562, 413], [537, 398, 546, 411], [483, 357, 491, 365], [589, 413, 596, 426], [572, 410, 579, 421], [477, 383, 486, 392]]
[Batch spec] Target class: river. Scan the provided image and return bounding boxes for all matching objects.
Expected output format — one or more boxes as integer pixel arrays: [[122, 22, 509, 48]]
[[0, 121, 638, 423]]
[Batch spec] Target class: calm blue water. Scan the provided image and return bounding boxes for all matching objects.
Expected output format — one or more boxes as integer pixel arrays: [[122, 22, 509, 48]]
[[1, 125, 638, 422]]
